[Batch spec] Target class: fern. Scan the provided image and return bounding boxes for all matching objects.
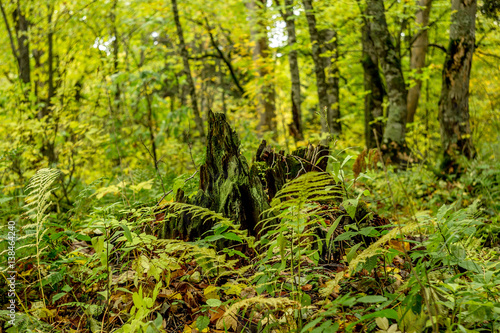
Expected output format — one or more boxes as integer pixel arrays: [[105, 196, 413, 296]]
[[348, 221, 420, 274], [162, 202, 250, 242], [19, 168, 60, 307], [216, 296, 300, 331], [256, 172, 342, 304], [157, 203, 250, 278]]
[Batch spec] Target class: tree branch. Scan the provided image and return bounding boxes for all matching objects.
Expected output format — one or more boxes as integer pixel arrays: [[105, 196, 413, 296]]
[[0, 0, 19, 62], [203, 14, 246, 96], [428, 43, 446, 53]]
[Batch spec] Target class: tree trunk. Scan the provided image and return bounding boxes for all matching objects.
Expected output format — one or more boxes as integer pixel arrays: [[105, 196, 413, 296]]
[[14, 3, 30, 84], [0, 0, 31, 85], [302, 0, 337, 138], [438, 0, 476, 166], [171, 0, 205, 139], [247, 0, 277, 133], [407, 0, 432, 123], [321, 28, 342, 135], [361, 11, 385, 149], [254, 140, 329, 200], [367, 0, 408, 158], [111, 0, 121, 105], [162, 111, 270, 240], [276, 0, 303, 140]]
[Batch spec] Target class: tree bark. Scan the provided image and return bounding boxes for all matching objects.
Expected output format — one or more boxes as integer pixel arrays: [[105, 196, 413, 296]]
[[302, 0, 336, 138], [407, 0, 433, 123], [361, 11, 385, 149], [0, 0, 31, 85], [321, 29, 342, 135], [367, 0, 408, 156], [171, 0, 205, 139], [14, 2, 30, 84], [247, 0, 277, 133], [162, 111, 270, 240], [276, 0, 303, 140], [254, 140, 329, 200], [438, 0, 476, 165]]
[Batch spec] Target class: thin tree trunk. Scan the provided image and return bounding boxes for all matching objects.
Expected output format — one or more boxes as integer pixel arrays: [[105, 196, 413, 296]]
[[247, 0, 277, 133], [15, 2, 30, 84], [321, 28, 341, 135], [367, 0, 408, 153], [0, 0, 30, 85], [111, 0, 120, 104], [361, 11, 385, 149], [38, 4, 56, 163], [171, 0, 205, 138], [407, 0, 432, 123], [302, 0, 337, 138], [276, 0, 303, 140], [47, 9, 54, 109], [438, 0, 476, 164]]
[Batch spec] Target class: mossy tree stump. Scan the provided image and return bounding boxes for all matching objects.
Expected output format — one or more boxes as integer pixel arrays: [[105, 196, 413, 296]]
[[162, 111, 270, 240], [252, 140, 329, 201]]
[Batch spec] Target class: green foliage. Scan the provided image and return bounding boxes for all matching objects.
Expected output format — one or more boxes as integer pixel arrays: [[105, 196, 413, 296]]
[[256, 172, 340, 299], [0, 0, 498, 331]]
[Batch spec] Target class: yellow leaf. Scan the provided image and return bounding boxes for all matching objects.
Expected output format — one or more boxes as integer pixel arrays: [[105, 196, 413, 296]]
[[222, 283, 247, 296], [130, 179, 153, 192], [204, 285, 219, 300]]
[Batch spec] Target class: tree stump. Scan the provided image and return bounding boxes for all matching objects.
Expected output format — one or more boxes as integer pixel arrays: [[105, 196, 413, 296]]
[[161, 111, 270, 240], [252, 140, 329, 200]]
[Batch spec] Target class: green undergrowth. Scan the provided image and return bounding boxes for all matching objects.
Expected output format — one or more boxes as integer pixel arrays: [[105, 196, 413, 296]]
[[0, 153, 499, 333]]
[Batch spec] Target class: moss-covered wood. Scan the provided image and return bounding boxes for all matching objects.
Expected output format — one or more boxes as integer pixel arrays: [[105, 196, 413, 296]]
[[252, 139, 329, 200], [162, 111, 270, 240]]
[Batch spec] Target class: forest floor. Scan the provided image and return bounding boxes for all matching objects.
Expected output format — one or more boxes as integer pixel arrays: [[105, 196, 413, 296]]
[[1, 151, 499, 333]]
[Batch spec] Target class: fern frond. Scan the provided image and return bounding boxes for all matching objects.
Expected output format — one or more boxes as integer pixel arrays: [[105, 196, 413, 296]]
[[154, 238, 239, 278], [348, 222, 420, 274], [22, 168, 60, 307], [217, 296, 300, 330], [163, 202, 231, 225]]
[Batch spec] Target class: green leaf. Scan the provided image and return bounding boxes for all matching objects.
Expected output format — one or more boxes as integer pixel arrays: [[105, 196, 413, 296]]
[[115, 287, 133, 294], [301, 318, 323, 332], [458, 260, 482, 273], [343, 199, 358, 219], [52, 292, 67, 303], [222, 232, 242, 242], [154, 313, 163, 328], [62, 284, 72, 293], [120, 223, 133, 242], [205, 234, 225, 242], [341, 155, 353, 169], [196, 315, 210, 331], [206, 298, 222, 307], [333, 231, 357, 242], [0, 197, 13, 204], [357, 295, 387, 303], [326, 215, 343, 247], [360, 309, 398, 320], [146, 323, 160, 333], [359, 227, 378, 237], [346, 243, 362, 263]]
